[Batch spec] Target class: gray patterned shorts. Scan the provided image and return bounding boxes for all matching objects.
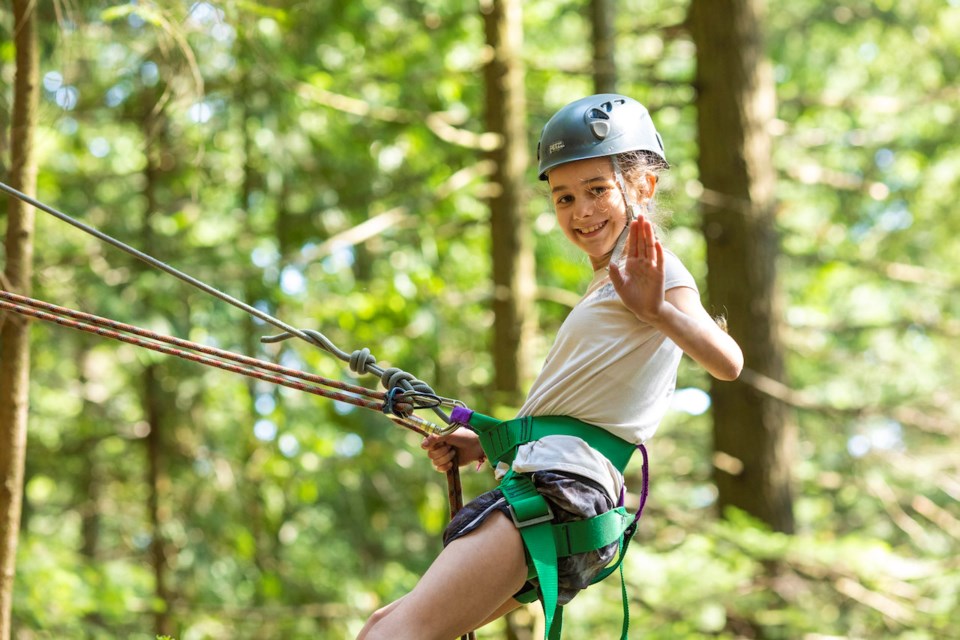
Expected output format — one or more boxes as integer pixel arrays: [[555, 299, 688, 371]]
[[442, 470, 619, 605]]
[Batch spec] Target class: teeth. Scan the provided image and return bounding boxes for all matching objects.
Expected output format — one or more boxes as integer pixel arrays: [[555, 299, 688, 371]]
[[579, 221, 606, 234]]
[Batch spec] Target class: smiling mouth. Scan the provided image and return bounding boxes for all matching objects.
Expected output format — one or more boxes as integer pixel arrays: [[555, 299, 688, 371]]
[[577, 221, 608, 235]]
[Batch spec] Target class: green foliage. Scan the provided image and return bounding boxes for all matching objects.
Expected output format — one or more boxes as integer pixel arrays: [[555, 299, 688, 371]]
[[2, 0, 957, 638]]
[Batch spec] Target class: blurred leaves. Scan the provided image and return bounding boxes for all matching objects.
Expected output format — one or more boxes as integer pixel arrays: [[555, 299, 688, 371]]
[[2, 0, 957, 638]]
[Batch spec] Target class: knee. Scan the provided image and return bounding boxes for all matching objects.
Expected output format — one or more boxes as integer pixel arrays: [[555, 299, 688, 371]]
[[357, 605, 395, 640]]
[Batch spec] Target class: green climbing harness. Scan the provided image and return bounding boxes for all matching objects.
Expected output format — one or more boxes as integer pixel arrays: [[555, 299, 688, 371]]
[[451, 409, 649, 640]]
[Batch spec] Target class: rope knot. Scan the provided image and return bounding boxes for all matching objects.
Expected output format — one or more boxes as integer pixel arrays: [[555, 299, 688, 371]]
[[349, 348, 377, 375], [381, 367, 435, 396], [381, 387, 410, 418]]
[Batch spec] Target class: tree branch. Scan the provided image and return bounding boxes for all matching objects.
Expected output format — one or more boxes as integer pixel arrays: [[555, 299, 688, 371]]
[[295, 160, 496, 265], [294, 83, 499, 150], [738, 368, 957, 436]]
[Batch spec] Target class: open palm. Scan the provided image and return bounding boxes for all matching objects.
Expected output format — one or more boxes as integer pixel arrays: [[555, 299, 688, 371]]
[[608, 216, 667, 324]]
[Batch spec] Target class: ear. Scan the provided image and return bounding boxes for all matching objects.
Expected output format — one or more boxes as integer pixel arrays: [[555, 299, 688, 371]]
[[630, 174, 657, 203], [642, 174, 658, 200]]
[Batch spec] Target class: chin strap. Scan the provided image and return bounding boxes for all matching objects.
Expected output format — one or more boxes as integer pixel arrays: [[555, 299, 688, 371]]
[[607, 156, 644, 269]]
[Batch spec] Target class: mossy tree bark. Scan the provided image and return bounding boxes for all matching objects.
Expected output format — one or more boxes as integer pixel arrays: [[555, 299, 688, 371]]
[[691, 0, 796, 533], [482, 0, 536, 409], [0, 0, 39, 637]]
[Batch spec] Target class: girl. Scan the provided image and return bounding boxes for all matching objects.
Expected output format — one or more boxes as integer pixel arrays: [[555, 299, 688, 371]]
[[358, 94, 743, 640]]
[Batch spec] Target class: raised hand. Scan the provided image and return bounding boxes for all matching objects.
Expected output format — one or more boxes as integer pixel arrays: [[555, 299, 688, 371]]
[[608, 215, 667, 324]]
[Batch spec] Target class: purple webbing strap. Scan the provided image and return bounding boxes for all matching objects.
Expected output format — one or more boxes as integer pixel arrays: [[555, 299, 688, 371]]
[[450, 406, 474, 425], [619, 444, 650, 526], [636, 444, 650, 521]]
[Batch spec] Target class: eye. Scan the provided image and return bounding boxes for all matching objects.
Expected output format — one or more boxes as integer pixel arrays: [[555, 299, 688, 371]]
[[555, 194, 573, 206], [591, 185, 609, 197]]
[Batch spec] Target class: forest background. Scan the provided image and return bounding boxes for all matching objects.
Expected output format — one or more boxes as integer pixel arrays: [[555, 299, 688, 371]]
[[0, 1, 958, 639]]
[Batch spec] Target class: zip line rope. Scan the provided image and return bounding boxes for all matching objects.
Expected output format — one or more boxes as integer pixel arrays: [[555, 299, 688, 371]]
[[0, 181, 319, 347], [1, 183, 476, 638], [0, 290, 457, 436], [0, 180, 447, 419]]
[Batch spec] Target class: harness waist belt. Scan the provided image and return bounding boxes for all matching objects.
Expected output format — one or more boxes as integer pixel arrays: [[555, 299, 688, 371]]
[[466, 413, 636, 473]]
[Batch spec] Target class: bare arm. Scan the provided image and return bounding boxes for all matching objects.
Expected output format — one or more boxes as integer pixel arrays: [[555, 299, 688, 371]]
[[659, 286, 743, 380], [609, 216, 743, 381]]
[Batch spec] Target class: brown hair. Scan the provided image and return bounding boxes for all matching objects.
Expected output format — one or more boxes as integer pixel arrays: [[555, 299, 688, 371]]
[[615, 150, 669, 227]]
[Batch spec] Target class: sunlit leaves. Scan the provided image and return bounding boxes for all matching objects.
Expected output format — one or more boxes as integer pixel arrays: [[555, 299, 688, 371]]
[[4, 0, 958, 637]]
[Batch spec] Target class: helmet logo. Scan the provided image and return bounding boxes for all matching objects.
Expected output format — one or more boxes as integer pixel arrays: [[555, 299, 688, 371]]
[[548, 141, 565, 154]]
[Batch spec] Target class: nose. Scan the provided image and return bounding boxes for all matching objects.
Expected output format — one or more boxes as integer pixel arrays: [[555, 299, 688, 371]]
[[572, 199, 595, 221]]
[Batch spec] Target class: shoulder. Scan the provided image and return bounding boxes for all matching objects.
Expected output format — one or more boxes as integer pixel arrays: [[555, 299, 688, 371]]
[[662, 247, 699, 293]]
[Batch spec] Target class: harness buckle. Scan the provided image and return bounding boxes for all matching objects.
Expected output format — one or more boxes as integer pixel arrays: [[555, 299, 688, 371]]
[[509, 503, 554, 529]]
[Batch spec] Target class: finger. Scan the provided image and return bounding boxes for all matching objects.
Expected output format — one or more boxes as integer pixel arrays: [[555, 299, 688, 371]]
[[427, 442, 451, 458], [428, 445, 455, 463], [430, 449, 456, 471], [643, 219, 656, 262], [636, 217, 648, 260], [629, 219, 642, 259], [655, 240, 665, 272], [421, 433, 449, 450], [620, 218, 635, 260]]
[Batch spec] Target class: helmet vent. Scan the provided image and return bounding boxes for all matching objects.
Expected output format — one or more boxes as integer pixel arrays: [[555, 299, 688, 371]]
[[598, 98, 626, 112], [585, 108, 612, 140]]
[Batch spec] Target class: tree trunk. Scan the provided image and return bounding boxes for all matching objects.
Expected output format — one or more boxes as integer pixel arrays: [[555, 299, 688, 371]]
[[78, 350, 104, 561], [481, 0, 536, 407], [590, 0, 617, 93], [482, 4, 536, 636], [141, 98, 174, 636], [143, 364, 173, 636], [690, 0, 795, 533], [239, 69, 274, 600], [0, 0, 39, 637]]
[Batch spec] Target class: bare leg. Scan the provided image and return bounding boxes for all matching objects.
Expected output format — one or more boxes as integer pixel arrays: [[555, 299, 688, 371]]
[[359, 585, 524, 639], [477, 598, 524, 628], [358, 511, 528, 640]]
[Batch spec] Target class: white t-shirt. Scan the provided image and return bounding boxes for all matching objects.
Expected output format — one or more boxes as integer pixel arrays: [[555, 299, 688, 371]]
[[503, 249, 698, 498]]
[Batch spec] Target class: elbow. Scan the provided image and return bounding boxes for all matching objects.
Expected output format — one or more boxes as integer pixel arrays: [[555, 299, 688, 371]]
[[714, 351, 744, 382], [716, 363, 743, 382]]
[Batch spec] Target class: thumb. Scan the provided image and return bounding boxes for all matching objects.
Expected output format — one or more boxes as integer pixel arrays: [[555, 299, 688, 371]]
[[421, 433, 446, 449], [608, 262, 624, 290]]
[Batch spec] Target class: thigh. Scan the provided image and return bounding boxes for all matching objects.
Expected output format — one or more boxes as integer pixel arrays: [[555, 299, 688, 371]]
[[361, 511, 528, 640]]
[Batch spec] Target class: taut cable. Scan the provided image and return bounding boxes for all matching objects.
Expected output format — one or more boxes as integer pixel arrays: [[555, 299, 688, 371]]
[[0, 181, 455, 413], [0, 180, 352, 358], [0, 290, 455, 436]]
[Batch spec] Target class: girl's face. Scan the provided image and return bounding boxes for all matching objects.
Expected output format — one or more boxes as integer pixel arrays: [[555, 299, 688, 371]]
[[548, 156, 629, 270]]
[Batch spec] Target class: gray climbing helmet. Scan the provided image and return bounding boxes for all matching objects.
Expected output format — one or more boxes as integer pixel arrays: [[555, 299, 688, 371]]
[[536, 94, 668, 180]]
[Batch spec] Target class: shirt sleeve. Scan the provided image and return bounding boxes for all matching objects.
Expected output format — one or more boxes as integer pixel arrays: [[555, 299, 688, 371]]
[[663, 248, 699, 293]]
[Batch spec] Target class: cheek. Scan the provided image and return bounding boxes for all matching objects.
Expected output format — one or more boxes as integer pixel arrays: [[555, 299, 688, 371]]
[[603, 194, 627, 222], [607, 194, 627, 225], [555, 211, 580, 241]]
